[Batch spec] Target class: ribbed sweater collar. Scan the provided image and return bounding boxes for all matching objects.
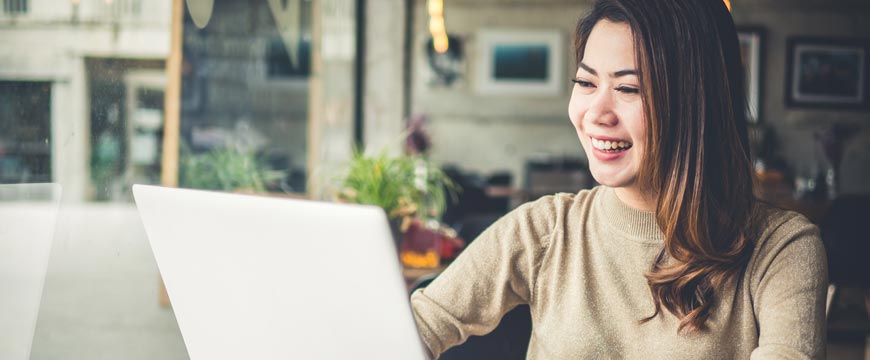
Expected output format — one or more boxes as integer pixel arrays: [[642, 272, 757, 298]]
[[598, 186, 665, 244]]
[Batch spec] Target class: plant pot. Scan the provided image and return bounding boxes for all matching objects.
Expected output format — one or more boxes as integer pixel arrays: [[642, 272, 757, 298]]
[[398, 218, 442, 269]]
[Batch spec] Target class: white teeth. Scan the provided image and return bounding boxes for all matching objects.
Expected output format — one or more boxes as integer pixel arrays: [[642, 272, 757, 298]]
[[590, 137, 632, 151]]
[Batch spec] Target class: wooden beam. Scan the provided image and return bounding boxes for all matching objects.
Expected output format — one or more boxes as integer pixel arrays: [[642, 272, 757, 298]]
[[158, 0, 184, 308], [161, 0, 184, 189], [306, 0, 322, 199]]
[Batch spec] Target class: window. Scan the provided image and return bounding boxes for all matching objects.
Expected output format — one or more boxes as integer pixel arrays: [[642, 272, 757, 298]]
[[1, 0, 28, 15], [0, 81, 51, 184], [0, 0, 360, 357]]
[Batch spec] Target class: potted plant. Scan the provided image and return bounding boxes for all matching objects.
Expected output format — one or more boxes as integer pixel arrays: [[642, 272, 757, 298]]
[[335, 148, 459, 268]]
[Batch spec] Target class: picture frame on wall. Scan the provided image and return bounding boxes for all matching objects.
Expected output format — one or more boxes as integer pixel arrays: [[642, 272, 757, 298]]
[[475, 30, 563, 96], [785, 37, 870, 109], [738, 27, 764, 123]]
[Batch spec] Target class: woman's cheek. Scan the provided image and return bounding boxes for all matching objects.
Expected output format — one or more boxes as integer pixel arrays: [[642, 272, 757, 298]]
[[568, 102, 583, 129]]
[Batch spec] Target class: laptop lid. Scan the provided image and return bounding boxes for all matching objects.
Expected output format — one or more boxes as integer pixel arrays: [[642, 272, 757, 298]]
[[0, 183, 62, 360], [132, 185, 426, 360]]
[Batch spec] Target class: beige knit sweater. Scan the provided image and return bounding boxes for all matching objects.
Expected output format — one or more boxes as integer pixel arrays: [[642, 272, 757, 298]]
[[410, 186, 827, 359]]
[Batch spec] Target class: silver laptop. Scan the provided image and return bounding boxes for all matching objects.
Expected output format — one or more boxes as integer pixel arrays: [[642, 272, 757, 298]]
[[0, 183, 61, 360], [132, 185, 427, 360]]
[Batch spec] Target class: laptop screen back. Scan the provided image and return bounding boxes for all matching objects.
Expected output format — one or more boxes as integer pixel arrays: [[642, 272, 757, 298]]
[[133, 185, 426, 360], [0, 183, 61, 360]]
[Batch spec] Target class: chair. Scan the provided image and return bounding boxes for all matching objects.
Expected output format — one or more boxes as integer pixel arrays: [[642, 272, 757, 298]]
[[454, 213, 502, 247], [821, 196, 870, 337], [441, 166, 511, 227], [524, 157, 594, 201]]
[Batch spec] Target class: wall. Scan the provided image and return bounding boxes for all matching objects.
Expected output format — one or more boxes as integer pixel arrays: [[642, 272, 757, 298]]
[[408, 0, 870, 193], [731, 0, 870, 195], [363, 0, 406, 155], [410, 0, 589, 185]]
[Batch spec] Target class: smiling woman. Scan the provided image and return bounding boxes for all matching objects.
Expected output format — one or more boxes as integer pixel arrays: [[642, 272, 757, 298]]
[[570, 0, 759, 334], [410, 0, 827, 358]]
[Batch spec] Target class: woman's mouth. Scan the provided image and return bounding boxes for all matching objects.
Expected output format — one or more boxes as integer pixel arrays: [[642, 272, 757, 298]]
[[590, 137, 633, 153]]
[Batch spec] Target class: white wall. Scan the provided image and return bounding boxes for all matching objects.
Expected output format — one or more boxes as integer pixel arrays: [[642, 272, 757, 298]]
[[363, 0, 406, 155], [410, 0, 589, 185], [3, 0, 171, 27]]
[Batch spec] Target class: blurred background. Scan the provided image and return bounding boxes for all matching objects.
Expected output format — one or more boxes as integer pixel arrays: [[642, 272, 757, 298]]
[[0, 0, 868, 359]]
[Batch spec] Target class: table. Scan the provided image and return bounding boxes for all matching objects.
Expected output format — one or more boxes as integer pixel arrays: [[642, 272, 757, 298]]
[[403, 265, 446, 292]]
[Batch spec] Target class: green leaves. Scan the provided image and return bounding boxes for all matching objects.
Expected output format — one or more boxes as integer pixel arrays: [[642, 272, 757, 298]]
[[179, 145, 283, 193], [337, 149, 456, 220]]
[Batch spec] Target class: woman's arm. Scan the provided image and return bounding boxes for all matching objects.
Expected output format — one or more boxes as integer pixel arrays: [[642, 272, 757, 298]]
[[750, 214, 828, 360], [410, 196, 560, 358]]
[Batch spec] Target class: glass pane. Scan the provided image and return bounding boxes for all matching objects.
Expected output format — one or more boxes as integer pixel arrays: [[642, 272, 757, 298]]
[[0, 82, 52, 184], [1, 0, 358, 359], [87, 58, 165, 201], [0, 184, 60, 360], [179, 0, 313, 194]]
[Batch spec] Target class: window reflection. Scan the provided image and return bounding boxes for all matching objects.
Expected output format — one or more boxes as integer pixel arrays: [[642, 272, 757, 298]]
[[0, 82, 52, 184], [86, 59, 165, 201], [179, 0, 312, 194], [1, 0, 356, 359]]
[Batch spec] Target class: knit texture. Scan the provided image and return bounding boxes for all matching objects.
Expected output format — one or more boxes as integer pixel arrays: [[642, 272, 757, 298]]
[[411, 186, 827, 359]]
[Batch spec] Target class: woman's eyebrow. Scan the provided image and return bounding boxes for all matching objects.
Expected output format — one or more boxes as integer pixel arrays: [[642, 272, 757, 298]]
[[613, 69, 638, 78], [579, 62, 638, 78], [578, 62, 598, 76]]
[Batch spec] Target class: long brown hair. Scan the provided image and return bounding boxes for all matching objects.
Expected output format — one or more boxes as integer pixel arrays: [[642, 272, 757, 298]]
[[574, 0, 756, 332]]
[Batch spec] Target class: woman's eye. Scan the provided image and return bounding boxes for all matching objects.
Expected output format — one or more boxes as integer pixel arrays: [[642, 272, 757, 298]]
[[616, 86, 639, 94], [572, 79, 595, 88]]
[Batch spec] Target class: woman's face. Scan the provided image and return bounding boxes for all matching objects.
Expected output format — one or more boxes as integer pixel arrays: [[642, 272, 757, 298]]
[[568, 20, 646, 192]]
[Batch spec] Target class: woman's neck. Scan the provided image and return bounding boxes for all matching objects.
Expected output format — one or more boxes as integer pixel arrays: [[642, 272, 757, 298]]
[[613, 186, 657, 212]]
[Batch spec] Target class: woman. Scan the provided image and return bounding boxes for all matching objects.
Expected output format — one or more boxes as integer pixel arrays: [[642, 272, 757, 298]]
[[410, 0, 828, 358]]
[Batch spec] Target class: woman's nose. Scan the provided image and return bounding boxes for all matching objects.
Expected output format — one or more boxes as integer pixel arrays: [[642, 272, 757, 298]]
[[584, 90, 618, 127]]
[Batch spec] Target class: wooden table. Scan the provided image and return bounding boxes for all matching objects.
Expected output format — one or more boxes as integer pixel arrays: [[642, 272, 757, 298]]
[[403, 265, 446, 292], [759, 181, 830, 224]]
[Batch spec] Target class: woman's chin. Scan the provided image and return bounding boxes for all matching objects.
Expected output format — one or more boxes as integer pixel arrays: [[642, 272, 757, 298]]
[[589, 169, 635, 189]]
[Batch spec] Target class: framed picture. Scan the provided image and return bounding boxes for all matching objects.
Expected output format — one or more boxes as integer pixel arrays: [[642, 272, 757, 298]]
[[475, 30, 564, 96], [785, 37, 870, 109], [738, 27, 764, 123]]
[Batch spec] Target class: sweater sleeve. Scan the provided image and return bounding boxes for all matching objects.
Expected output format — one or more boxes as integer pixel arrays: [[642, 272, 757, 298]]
[[409, 195, 559, 358], [749, 213, 828, 360]]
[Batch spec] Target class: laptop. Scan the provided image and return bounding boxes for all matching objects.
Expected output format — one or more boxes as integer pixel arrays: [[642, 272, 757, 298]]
[[0, 183, 61, 360], [132, 185, 427, 360]]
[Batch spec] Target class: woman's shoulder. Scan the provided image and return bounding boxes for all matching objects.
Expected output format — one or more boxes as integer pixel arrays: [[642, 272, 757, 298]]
[[750, 202, 821, 246], [496, 187, 601, 243]]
